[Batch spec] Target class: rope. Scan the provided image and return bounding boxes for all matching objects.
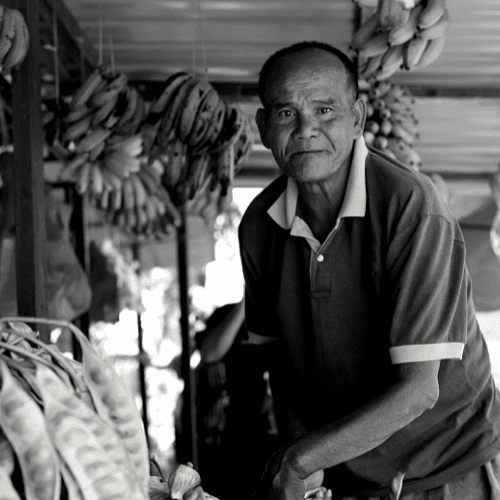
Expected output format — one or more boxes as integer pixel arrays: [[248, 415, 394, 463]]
[[98, 3, 103, 66], [52, 0, 60, 104], [191, 0, 208, 79]]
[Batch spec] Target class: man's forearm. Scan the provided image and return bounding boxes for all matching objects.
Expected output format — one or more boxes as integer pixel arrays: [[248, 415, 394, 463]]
[[283, 361, 440, 480]]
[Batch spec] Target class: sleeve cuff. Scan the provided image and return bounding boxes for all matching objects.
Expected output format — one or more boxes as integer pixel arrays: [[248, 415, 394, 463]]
[[389, 342, 464, 364]]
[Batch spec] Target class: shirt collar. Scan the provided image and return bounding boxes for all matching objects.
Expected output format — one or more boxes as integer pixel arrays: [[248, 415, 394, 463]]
[[267, 136, 368, 230]]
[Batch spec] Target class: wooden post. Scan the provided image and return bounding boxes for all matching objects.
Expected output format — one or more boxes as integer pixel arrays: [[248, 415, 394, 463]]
[[11, 0, 49, 339]]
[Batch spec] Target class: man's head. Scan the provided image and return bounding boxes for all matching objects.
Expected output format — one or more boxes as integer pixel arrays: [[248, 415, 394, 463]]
[[255, 41, 365, 184]]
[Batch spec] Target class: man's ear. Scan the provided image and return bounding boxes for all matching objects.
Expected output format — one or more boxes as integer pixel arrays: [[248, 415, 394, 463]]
[[352, 98, 367, 140], [255, 108, 270, 149]]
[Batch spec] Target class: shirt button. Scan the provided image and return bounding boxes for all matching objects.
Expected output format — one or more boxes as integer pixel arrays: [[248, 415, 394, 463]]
[[317, 254, 324, 262]]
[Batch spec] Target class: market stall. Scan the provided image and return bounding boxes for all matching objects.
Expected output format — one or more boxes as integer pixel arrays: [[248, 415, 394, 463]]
[[1, 0, 500, 499]]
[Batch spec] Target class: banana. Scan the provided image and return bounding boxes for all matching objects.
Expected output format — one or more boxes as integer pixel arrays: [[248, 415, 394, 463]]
[[375, 45, 404, 80], [378, 107, 392, 120], [75, 127, 112, 154], [88, 138, 106, 162], [75, 161, 92, 194], [372, 98, 386, 111], [195, 98, 226, 154], [358, 31, 391, 59], [359, 52, 385, 81], [107, 133, 143, 157], [350, 12, 380, 51], [377, 0, 411, 31], [137, 165, 161, 196], [102, 150, 141, 178], [100, 166, 124, 191], [416, 8, 449, 40], [416, 0, 446, 30], [99, 186, 111, 210], [380, 119, 392, 136], [146, 72, 191, 125], [0, 8, 16, 65], [135, 204, 149, 231], [391, 122, 416, 144], [111, 185, 123, 211], [205, 103, 244, 154], [366, 103, 375, 118], [92, 94, 119, 127], [368, 80, 392, 99], [187, 154, 212, 200], [188, 89, 222, 149], [63, 105, 90, 125], [388, 4, 423, 47], [414, 35, 446, 67], [390, 113, 418, 134], [384, 99, 413, 115], [89, 163, 104, 195], [402, 36, 428, 69], [2, 8, 29, 73], [179, 79, 214, 142], [61, 114, 93, 143], [158, 189, 181, 227], [161, 138, 187, 190], [160, 77, 197, 148], [115, 86, 139, 131], [91, 72, 128, 108], [58, 153, 90, 182], [374, 135, 389, 150], [119, 93, 145, 136], [383, 90, 414, 108], [130, 173, 148, 207], [387, 137, 422, 168], [71, 68, 103, 109], [122, 178, 136, 211], [365, 120, 380, 135]]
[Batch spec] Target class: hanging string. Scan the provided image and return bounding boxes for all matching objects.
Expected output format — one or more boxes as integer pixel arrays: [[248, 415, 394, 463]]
[[98, 3, 103, 67], [107, 8, 115, 75], [77, 36, 85, 83], [196, 0, 208, 78], [52, 0, 60, 105]]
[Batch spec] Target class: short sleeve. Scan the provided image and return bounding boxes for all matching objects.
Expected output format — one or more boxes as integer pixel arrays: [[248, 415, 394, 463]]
[[386, 214, 468, 364]]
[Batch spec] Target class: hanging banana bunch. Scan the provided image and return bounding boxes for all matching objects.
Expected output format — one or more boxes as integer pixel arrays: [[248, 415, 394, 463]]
[[0, 6, 30, 75], [360, 79, 423, 170], [142, 72, 254, 208], [352, 0, 449, 82]]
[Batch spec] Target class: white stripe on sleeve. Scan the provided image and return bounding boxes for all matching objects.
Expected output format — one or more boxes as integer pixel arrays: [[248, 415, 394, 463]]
[[390, 343, 464, 364]]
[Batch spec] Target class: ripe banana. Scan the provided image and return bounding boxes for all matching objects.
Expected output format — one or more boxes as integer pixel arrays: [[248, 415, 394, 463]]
[[179, 79, 214, 142], [377, 0, 411, 32], [130, 173, 148, 207], [391, 122, 416, 144], [206, 103, 244, 155], [92, 94, 119, 127], [63, 105, 90, 125], [100, 166, 124, 191], [358, 31, 391, 59], [89, 163, 104, 196], [71, 68, 103, 109], [414, 35, 446, 67], [350, 12, 380, 51], [375, 45, 404, 80], [363, 130, 376, 147], [374, 135, 389, 150], [188, 89, 222, 149], [61, 114, 93, 143], [196, 98, 226, 154], [75, 127, 112, 154], [380, 119, 392, 136], [0, 8, 16, 64], [107, 133, 143, 157], [75, 161, 92, 194], [88, 138, 106, 163], [187, 154, 212, 200], [58, 153, 90, 182], [387, 137, 422, 168], [365, 120, 380, 135], [359, 52, 385, 81], [390, 113, 418, 134], [416, 9, 449, 40], [102, 150, 141, 178], [119, 93, 145, 136], [416, 0, 446, 30], [2, 8, 29, 73], [388, 4, 423, 47], [91, 72, 128, 108], [383, 90, 414, 108], [402, 36, 428, 69], [368, 80, 392, 99], [115, 86, 139, 131], [121, 178, 137, 211]]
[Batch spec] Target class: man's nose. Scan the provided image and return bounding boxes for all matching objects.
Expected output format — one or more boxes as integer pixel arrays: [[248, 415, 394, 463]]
[[294, 113, 318, 139]]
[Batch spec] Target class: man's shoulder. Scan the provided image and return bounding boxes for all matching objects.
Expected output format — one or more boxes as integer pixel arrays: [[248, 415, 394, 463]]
[[366, 147, 452, 221], [240, 175, 287, 229]]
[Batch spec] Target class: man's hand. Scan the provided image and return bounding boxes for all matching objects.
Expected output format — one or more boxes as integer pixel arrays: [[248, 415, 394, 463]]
[[250, 447, 307, 500]]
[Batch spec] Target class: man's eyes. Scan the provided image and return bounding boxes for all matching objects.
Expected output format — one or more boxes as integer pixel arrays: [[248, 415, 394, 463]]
[[275, 107, 335, 118]]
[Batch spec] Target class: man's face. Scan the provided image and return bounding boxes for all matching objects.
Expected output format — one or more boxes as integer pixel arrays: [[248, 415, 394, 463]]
[[256, 49, 365, 184]]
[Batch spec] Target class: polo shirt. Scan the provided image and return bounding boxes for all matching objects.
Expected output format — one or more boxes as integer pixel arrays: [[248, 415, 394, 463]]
[[238, 138, 500, 497]]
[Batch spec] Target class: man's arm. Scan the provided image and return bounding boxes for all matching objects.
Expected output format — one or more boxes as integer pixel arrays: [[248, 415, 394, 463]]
[[254, 360, 440, 500]]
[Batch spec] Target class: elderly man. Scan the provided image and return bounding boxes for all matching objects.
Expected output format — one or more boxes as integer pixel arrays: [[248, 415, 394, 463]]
[[238, 41, 500, 500]]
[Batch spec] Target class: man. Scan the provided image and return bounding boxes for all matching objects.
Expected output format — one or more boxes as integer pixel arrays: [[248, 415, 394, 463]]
[[238, 41, 500, 500]]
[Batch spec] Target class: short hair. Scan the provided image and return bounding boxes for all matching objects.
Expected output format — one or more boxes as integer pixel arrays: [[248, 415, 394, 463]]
[[258, 41, 359, 108]]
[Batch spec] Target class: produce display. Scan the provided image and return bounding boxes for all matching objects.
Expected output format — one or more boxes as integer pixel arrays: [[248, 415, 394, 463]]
[[0, 6, 29, 75], [0, 317, 219, 500], [54, 67, 253, 238], [352, 0, 449, 81], [360, 79, 422, 170]]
